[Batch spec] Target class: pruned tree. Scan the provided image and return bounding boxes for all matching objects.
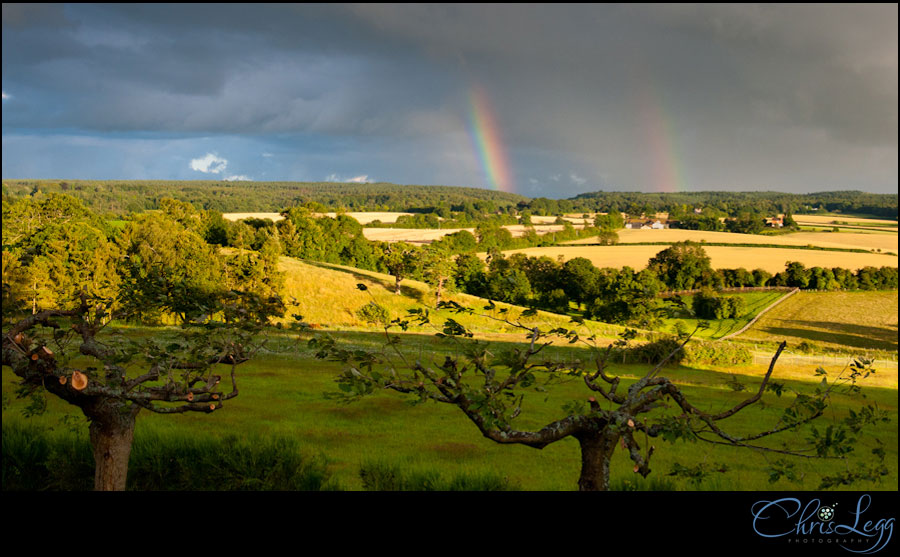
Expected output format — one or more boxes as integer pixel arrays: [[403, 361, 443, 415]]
[[311, 289, 887, 491], [2, 291, 281, 491]]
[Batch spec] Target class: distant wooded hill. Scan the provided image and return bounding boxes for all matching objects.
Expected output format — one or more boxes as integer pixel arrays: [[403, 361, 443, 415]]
[[1, 179, 896, 219]]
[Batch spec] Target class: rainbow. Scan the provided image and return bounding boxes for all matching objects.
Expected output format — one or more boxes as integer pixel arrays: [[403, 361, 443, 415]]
[[467, 84, 515, 193], [637, 77, 688, 193]]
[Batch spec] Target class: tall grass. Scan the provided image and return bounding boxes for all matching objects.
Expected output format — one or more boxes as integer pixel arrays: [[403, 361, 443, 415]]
[[2, 422, 337, 491], [359, 461, 520, 491]]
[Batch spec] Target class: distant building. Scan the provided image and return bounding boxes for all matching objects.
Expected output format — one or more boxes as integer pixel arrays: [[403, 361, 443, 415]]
[[693, 207, 703, 214], [626, 219, 668, 230], [765, 217, 784, 228]]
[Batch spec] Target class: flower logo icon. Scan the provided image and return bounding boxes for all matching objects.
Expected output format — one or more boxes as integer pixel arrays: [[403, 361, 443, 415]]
[[817, 506, 835, 521]]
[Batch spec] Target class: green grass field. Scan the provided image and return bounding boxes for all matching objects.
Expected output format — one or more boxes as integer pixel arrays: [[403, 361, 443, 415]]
[[3, 322, 897, 491], [3, 252, 897, 491], [658, 290, 788, 340]]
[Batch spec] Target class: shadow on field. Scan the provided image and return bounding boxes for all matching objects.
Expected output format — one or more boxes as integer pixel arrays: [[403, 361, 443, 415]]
[[302, 260, 426, 302], [760, 319, 899, 351]]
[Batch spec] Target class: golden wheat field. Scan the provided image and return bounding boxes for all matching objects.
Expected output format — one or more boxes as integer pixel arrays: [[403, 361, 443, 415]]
[[736, 290, 899, 353], [498, 244, 899, 274], [792, 214, 899, 227], [222, 211, 416, 224], [564, 228, 898, 252], [361, 224, 584, 244], [315, 212, 415, 224]]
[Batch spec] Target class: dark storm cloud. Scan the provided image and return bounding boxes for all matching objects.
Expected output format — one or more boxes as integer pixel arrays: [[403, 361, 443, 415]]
[[2, 4, 896, 194]]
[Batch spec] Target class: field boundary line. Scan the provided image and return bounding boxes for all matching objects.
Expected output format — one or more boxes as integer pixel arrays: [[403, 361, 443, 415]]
[[719, 288, 800, 342]]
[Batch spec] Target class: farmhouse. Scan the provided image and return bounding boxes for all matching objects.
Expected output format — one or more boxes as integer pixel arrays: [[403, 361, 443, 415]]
[[625, 219, 668, 230], [765, 217, 784, 228]]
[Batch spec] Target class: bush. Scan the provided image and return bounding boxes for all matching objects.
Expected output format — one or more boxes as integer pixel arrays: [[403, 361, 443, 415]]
[[625, 336, 686, 366], [683, 341, 752, 366], [356, 301, 390, 326], [692, 289, 746, 319]]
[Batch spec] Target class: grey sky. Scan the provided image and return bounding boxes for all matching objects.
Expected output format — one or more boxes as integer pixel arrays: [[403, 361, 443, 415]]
[[2, 3, 897, 197]]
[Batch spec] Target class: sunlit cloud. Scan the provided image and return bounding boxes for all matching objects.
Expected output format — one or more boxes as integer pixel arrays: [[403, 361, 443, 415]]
[[224, 174, 251, 181], [190, 153, 228, 174]]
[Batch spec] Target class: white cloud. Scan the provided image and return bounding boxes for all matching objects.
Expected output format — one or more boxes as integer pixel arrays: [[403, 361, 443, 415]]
[[190, 152, 228, 174], [550, 174, 561, 182], [326, 173, 372, 183], [224, 174, 251, 181], [262, 152, 274, 158], [569, 172, 587, 185]]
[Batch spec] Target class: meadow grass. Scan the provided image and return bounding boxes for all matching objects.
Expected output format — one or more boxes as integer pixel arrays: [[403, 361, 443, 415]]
[[736, 291, 899, 353], [3, 326, 896, 492], [275, 255, 625, 339], [657, 291, 788, 340]]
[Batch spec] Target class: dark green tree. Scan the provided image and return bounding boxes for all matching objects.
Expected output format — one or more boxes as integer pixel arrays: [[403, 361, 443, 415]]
[[647, 241, 714, 291]]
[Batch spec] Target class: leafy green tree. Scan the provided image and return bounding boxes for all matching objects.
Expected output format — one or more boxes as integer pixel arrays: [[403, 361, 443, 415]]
[[435, 230, 478, 254], [752, 268, 773, 287], [560, 257, 600, 307], [2, 195, 121, 316], [589, 267, 663, 326], [486, 269, 532, 305], [647, 241, 713, 291], [313, 296, 885, 491], [832, 267, 858, 290], [593, 212, 625, 231], [725, 213, 765, 234], [380, 242, 419, 295], [118, 214, 225, 323], [453, 253, 488, 297], [783, 261, 811, 289], [421, 245, 455, 304]]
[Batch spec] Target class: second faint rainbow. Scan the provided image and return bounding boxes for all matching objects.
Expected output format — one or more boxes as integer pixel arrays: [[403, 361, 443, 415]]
[[467, 84, 515, 193]]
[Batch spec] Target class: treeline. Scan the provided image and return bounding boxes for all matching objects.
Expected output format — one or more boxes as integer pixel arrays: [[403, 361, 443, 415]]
[[1, 180, 527, 217], [218, 207, 601, 298], [4, 180, 894, 222], [560, 190, 898, 219], [451, 241, 898, 327]]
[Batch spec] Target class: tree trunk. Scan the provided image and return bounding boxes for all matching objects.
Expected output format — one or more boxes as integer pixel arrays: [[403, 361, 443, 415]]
[[395, 276, 402, 295], [576, 432, 619, 491], [87, 407, 137, 491]]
